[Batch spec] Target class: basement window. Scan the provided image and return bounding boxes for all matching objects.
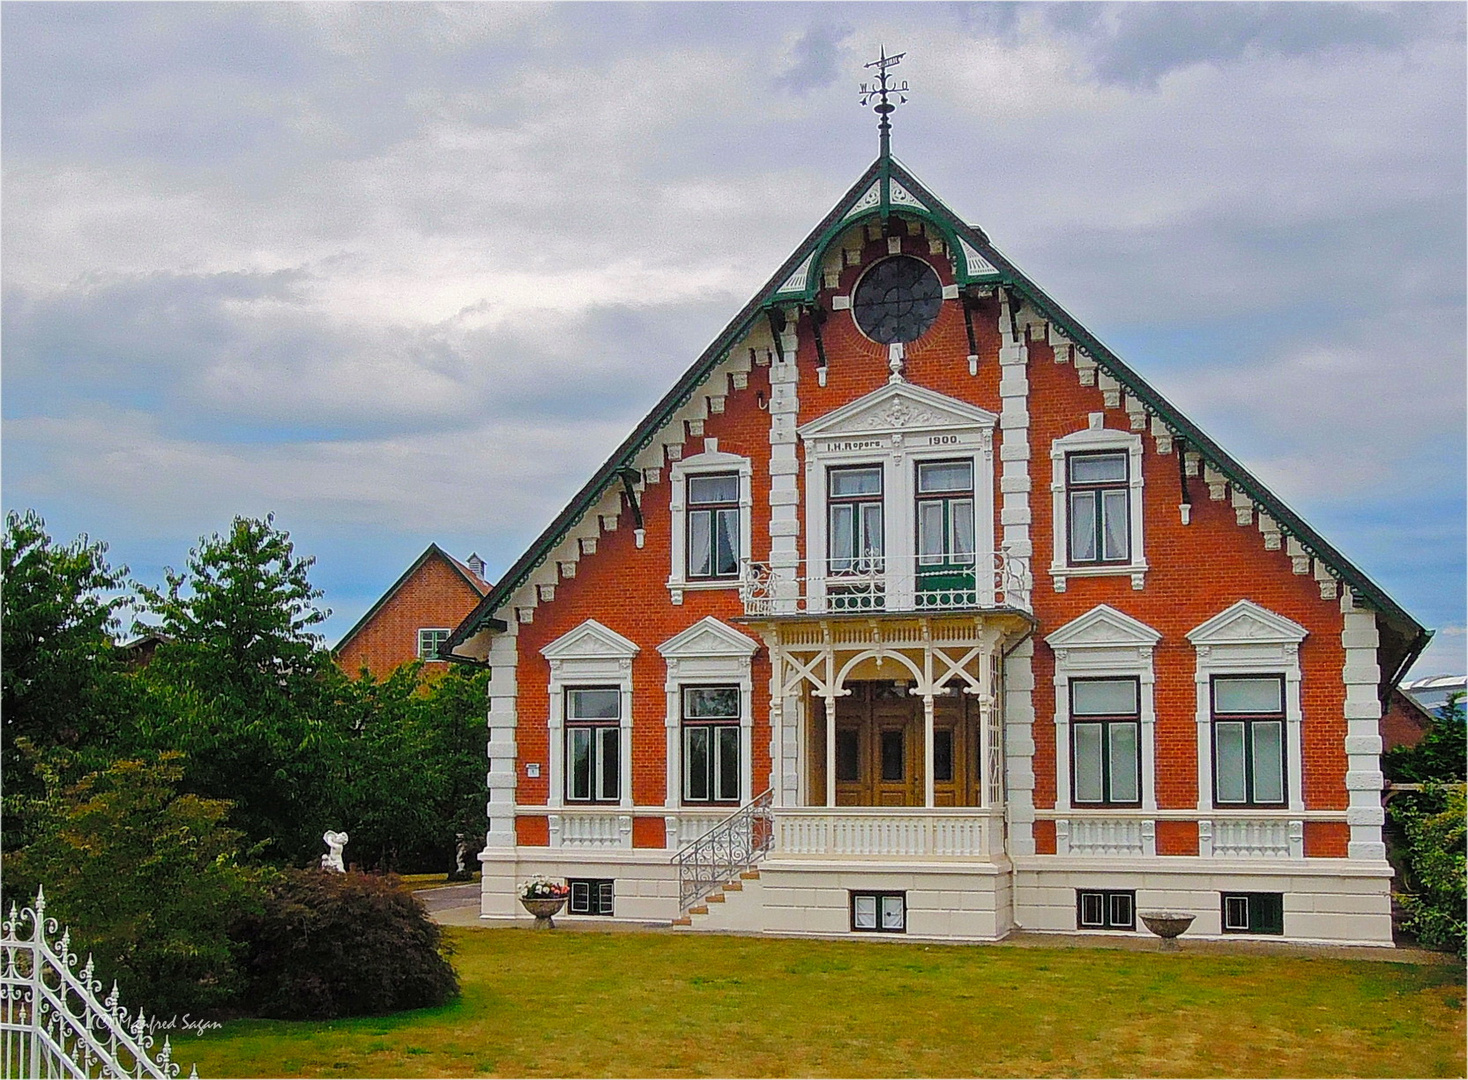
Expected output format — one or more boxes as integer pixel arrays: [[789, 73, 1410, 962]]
[[1221, 892, 1283, 935], [568, 879, 614, 916], [851, 891, 906, 933]]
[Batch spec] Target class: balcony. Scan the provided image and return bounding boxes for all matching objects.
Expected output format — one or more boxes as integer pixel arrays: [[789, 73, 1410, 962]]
[[740, 554, 1032, 618], [774, 808, 1005, 860]]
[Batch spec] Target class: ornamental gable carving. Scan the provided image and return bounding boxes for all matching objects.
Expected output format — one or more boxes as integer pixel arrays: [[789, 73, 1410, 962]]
[[541, 618, 640, 661], [798, 382, 998, 441], [1187, 600, 1308, 646], [1046, 605, 1162, 649], [657, 617, 760, 659]]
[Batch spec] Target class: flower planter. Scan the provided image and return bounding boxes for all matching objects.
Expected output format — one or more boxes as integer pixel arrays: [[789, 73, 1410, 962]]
[[1139, 910, 1195, 951], [521, 896, 567, 929]]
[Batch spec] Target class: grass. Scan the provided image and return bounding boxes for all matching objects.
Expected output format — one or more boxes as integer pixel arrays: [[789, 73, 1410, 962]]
[[182, 928, 1464, 1078]]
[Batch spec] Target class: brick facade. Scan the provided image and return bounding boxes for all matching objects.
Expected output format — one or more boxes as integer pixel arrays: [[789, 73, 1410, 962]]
[[336, 545, 488, 678], [454, 155, 1423, 944]]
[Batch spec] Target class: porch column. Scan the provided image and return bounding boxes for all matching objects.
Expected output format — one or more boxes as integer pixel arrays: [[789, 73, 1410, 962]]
[[824, 694, 838, 808], [922, 694, 935, 808]]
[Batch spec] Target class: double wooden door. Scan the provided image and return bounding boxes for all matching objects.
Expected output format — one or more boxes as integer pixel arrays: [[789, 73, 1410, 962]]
[[809, 682, 979, 807]]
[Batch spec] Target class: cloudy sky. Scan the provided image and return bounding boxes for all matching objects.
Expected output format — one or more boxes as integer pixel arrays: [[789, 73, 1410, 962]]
[[3, 2, 1464, 673]]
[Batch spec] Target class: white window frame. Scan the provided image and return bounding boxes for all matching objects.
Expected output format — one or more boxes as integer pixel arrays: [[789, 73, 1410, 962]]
[[417, 627, 451, 661], [798, 383, 997, 614], [657, 617, 758, 845], [542, 619, 639, 811], [1187, 600, 1307, 816], [1050, 414, 1147, 591], [667, 439, 753, 604], [1046, 605, 1161, 821]]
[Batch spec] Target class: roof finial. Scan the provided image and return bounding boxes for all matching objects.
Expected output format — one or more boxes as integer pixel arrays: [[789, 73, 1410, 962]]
[[859, 46, 908, 160]]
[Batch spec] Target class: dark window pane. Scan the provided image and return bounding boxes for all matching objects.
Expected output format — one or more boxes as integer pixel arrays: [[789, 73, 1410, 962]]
[[599, 726, 620, 801], [714, 508, 740, 574], [836, 729, 860, 782], [568, 688, 620, 720], [717, 726, 740, 802], [685, 726, 710, 801], [684, 686, 740, 718], [1079, 892, 1104, 927], [1109, 893, 1133, 928], [934, 728, 954, 783], [881, 729, 905, 782], [569, 728, 591, 801]]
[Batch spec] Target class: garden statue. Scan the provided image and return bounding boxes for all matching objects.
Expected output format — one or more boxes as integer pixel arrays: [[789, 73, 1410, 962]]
[[321, 829, 348, 873]]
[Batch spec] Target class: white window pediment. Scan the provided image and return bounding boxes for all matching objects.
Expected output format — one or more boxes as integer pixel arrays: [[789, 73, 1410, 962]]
[[1047, 604, 1162, 650], [798, 382, 998, 442], [1187, 600, 1308, 647], [542, 619, 640, 661], [658, 616, 760, 660]]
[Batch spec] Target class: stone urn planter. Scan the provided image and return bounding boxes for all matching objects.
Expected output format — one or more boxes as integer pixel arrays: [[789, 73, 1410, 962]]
[[1139, 910, 1195, 951], [521, 896, 567, 929]]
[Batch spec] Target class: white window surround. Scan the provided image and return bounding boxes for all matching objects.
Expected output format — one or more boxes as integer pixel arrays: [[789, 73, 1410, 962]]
[[1187, 600, 1307, 815], [1046, 605, 1162, 816], [1050, 414, 1147, 591], [798, 382, 997, 613], [667, 439, 753, 604], [542, 619, 639, 811], [657, 618, 759, 833]]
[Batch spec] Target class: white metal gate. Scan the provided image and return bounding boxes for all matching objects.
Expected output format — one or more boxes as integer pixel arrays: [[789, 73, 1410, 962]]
[[1, 889, 196, 1079]]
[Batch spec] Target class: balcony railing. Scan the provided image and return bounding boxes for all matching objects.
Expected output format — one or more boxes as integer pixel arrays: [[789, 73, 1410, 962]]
[[740, 554, 1032, 617]]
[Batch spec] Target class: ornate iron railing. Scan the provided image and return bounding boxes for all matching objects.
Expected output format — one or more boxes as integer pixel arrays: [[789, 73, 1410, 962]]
[[671, 789, 775, 911], [740, 554, 1032, 617], [1, 889, 196, 1080]]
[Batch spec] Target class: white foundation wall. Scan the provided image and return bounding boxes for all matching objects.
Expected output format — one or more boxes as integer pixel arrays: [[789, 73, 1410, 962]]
[[480, 851, 683, 923], [1012, 859, 1394, 945], [755, 861, 1012, 940]]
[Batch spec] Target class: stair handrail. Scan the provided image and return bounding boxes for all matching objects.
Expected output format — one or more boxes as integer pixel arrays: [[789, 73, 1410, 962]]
[[670, 789, 775, 911]]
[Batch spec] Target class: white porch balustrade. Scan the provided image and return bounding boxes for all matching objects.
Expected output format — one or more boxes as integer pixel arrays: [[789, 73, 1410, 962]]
[[773, 808, 1004, 860], [1204, 818, 1302, 859], [1056, 817, 1152, 857]]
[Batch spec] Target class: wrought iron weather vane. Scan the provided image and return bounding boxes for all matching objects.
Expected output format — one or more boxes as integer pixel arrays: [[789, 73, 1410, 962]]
[[859, 46, 908, 161]]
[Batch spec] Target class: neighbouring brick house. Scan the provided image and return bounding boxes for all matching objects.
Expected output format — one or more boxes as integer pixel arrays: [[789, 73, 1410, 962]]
[[336, 544, 490, 679], [444, 90, 1429, 944]]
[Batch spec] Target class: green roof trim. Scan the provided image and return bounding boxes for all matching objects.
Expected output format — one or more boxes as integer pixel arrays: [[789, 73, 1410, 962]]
[[448, 155, 1426, 670]]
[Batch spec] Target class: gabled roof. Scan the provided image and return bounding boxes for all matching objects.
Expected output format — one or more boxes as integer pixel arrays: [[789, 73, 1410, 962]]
[[335, 543, 489, 655], [448, 152, 1428, 685]]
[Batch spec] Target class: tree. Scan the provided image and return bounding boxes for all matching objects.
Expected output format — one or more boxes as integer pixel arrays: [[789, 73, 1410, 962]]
[[1384, 692, 1466, 783], [3, 753, 265, 1014], [135, 514, 336, 862], [1, 511, 136, 848]]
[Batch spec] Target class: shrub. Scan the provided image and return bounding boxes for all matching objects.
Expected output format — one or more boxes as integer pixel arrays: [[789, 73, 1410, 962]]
[[1389, 780, 1467, 957], [234, 868, 458, 1019], [2, 753, 263, 1015]]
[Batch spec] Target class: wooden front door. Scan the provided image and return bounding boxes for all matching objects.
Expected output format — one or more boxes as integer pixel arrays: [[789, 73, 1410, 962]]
[[817, 683, 924, 807]]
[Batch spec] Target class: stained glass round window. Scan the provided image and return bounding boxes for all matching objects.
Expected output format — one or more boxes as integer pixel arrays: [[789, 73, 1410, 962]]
[[852, 256, 943, 344]]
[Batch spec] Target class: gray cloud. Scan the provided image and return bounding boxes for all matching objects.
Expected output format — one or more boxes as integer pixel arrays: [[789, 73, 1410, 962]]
[[2, 2, 1461, 649]]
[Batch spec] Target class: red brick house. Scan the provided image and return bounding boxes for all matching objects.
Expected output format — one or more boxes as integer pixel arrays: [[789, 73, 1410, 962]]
[[445, 94, 1428, 943], [336, 544, 489, 678]]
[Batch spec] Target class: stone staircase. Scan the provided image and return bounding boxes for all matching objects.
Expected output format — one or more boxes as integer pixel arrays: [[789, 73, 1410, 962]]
[[670, 869, 764, 931]]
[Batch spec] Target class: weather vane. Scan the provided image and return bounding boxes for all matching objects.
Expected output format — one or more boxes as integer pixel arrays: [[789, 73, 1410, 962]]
[[859, 46, 908, 157]]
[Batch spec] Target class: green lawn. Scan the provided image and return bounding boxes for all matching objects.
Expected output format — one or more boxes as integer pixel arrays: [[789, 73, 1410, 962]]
[[182, 928, 1464, 1078]]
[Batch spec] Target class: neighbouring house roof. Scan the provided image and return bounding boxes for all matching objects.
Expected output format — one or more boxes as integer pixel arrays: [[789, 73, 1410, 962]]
[[335, 543, 489, 656], [446, 151, 1429, 692]]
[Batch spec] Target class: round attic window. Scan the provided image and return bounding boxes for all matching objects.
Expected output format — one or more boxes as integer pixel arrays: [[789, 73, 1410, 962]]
[[851, 255, 943, 344]]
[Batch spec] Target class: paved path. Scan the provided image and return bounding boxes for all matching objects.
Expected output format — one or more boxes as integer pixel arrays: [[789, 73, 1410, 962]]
[[414, 883, 480, 913]]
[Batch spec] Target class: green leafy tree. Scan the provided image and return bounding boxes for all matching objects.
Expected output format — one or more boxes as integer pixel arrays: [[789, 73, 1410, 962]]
[[1, 511, 137, 848], [1384, 692, 1466, 783], [1389, 780, 1467, 957], [3, 753, 265, 1014], [423, 664, 492, 875], [135, 515, 336, 862]]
